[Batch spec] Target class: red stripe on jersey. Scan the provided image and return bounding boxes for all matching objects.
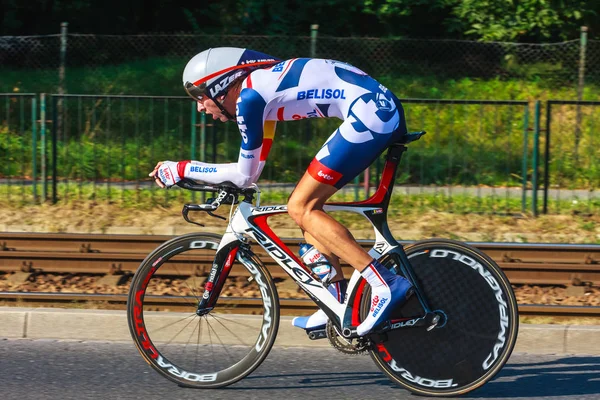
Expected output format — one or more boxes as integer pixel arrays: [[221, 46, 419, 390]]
[[277, 107, 284, 121], [307, 159, 343, 186], [260, 139, 273, 161], [177, 160, 190, 179], [278, 59, 296, 80], [246, 73, 253, 88]]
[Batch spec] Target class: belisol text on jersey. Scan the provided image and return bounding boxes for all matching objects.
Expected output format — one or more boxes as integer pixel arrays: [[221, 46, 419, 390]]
[[190, 166, 218, 173], [297, 89, 346, 100]]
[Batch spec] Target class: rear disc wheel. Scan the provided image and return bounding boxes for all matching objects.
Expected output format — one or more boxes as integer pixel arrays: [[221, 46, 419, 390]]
[[366, 239, 518, 396]]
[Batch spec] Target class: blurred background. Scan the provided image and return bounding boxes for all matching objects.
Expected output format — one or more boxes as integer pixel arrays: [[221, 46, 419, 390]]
[[0, 0, 599, 219]]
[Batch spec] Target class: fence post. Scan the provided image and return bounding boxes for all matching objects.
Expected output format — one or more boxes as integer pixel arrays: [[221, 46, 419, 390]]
[[32, 96, 38, 203], [574, 26, 588, 162], [40, 93, 47, 201], [532, 101, 540, 216], [310, 24, 319, 58], [58, 22, 68, 143], [543, 101, 552, 214], [200, 111, 206, 202], [200, 112, 206, 162], [190, 102, 197, 202], [520, 105, 529, 213], [52, 95, 58, 204], [59, 22, 68, 94]]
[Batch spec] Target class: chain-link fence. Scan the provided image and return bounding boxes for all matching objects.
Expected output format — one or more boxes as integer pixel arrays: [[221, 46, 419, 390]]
[[1, 31, 598, 99]]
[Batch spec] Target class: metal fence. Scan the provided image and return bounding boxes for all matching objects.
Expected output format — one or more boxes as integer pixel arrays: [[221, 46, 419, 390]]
[[2, 92, 597, 215], [0, 30, 598, 99], [1, 93, 543, 214], [543, 100, 600, 215], [0, 93, 38, 204]]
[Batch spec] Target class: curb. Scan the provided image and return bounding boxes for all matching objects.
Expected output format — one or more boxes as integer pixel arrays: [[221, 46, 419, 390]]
[[1, 307, 599, 354]]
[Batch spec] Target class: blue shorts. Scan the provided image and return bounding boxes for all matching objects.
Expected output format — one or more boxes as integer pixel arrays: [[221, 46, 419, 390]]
[[307, 96, 407, 189]]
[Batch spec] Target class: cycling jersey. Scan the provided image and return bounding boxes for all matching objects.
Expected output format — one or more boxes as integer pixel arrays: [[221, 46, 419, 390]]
[[180, 58, 407, 188]]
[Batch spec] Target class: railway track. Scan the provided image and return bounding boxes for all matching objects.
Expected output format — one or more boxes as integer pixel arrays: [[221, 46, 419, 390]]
[[1, 233, 599, 318], [1, 233, 600, 285]]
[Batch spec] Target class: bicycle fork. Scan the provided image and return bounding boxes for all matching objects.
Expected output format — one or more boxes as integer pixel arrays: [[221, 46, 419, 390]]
[[195, 240, 242, 316]]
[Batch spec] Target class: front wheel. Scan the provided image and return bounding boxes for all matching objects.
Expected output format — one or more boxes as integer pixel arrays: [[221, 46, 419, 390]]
[[366, 239, 519, 397], [127, 233, 280, 388]]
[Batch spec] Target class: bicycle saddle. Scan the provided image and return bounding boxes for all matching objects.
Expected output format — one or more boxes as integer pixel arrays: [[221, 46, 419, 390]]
[[397, 131, 426, 144]]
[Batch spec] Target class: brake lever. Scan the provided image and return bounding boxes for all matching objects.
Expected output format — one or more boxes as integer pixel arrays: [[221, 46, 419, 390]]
[[182, 204, 205, 227]]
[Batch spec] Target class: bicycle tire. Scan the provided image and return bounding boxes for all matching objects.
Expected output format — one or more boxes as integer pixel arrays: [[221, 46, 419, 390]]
[[364, 238, 519, 397], [127, 232, 280, 388]]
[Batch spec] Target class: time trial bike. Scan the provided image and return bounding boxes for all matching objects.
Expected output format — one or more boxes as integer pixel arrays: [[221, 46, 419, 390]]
[[127, 131, 518, 397]]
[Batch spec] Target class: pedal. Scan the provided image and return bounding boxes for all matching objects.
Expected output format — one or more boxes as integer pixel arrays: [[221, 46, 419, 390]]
[[307, 329, 327, 340]]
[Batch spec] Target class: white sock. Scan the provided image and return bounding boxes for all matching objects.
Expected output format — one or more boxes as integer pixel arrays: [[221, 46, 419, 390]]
[[356, 261, 394, 336]]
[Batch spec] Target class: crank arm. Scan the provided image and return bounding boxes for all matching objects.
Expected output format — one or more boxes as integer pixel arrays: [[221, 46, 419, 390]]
[[307, 329, 327, 340]]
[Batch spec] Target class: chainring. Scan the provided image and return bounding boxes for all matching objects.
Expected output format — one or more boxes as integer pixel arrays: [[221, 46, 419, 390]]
[[326, 320, 369, 355]]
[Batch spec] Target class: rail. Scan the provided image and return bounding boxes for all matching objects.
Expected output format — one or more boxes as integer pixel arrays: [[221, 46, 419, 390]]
[[1, 233, 599, 319], [1, 233, 599, 286]]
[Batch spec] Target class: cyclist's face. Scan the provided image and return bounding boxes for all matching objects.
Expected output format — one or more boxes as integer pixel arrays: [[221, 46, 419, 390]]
[[196, 96, 229, 122]]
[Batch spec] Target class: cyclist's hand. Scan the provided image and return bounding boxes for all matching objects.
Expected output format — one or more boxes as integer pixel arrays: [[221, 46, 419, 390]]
[[149, 161, 181, 188]]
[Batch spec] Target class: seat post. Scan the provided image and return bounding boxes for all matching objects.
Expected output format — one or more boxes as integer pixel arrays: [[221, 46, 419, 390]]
[[376, 143, 408, 204]]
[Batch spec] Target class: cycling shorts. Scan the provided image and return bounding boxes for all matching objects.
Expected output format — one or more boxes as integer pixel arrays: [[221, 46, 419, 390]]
[[307, 96, 407, 189]]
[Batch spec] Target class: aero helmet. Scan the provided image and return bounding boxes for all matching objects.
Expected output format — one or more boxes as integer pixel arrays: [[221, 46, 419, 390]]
[[183, 47, 280, 102]]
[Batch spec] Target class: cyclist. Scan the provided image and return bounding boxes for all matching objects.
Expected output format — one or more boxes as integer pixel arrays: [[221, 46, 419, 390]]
[[149, 47, 413, 336]]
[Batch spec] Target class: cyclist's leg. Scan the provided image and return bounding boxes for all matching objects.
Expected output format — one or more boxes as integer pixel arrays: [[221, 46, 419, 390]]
[[288, 177, 372, 270], [288, 164, 412, 335], [289, 183, 361, 331], [288, 99, 412, 335]]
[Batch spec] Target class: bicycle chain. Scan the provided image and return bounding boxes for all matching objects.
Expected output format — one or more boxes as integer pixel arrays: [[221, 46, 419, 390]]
[[326, 320, 369, 355]]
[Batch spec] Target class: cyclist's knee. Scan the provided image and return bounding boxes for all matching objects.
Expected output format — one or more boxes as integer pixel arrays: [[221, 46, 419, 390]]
[[287, 196, 308, 229]]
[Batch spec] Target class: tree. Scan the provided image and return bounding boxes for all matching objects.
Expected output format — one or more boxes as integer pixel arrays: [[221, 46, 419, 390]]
[[363, 0, 599, 42], [451, 0, 598, 42]]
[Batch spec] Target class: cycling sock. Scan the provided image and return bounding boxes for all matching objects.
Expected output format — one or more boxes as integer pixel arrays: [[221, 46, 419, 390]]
[[356, 259, 413, 336], [292, 280, 347, 330]]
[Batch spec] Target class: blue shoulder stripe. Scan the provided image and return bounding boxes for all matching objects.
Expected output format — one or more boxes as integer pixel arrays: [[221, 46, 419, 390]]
[[276, 58, 310, 92], [236, 88, 266, 151]]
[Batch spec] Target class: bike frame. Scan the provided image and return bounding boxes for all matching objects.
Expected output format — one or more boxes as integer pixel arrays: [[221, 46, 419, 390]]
[[198, 140, 434, 336]]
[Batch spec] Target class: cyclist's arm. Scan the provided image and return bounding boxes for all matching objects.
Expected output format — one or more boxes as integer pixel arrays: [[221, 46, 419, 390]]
[[178, 87, 267, 188]]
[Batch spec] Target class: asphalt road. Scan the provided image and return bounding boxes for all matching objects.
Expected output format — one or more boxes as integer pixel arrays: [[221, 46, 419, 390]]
[[2, 338, 600, 400]]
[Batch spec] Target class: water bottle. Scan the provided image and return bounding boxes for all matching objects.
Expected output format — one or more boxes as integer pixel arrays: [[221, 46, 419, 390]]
[[298, 243, 336, 284]]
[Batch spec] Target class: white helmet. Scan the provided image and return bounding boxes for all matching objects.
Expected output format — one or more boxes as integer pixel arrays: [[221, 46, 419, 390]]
[[183, 47, 280, 101]]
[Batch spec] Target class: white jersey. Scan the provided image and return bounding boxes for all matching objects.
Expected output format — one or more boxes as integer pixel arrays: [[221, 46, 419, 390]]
[[181, 58, 404, 188]]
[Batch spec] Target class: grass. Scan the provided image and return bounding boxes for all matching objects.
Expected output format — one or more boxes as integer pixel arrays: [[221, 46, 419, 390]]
[[3, 181, 598, 214], [0, 183, 599, 244]]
